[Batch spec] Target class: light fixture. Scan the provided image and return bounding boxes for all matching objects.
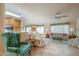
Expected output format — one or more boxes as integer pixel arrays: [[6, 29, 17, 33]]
[[5, 11, 20, 18], [70, 28, 74, 35], [70, 28, 74, 32]]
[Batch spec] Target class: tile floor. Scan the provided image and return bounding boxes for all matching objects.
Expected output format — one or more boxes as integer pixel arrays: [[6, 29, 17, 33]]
[[30, 38, 79, 56]]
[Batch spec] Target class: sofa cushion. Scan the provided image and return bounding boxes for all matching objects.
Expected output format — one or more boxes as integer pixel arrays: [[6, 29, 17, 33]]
[[18, 45, 31, 56]]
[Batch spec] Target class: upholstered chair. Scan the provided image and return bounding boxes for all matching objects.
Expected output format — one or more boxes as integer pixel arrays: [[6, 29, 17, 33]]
[[2, 32, 32, 56]]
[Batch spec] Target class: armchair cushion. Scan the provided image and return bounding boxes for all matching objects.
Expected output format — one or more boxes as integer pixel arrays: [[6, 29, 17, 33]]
[[7, 47, 18, 52], [18, 44, 31, 56]]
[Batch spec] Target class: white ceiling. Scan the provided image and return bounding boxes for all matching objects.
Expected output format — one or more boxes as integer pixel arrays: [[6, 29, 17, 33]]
[[5, 3, 79, 25]]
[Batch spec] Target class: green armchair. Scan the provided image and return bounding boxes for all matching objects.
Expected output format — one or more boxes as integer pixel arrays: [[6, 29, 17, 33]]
[[2, 32, 32, 56]]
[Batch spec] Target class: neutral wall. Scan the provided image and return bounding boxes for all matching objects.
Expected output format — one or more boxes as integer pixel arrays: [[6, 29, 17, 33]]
[[76, 19, 79, 36], [69, 21, 76, 35], [0, 4, 5, 55]]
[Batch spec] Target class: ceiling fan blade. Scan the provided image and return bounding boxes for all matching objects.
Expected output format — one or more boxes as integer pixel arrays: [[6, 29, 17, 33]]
[[61, 15, 68, 17], [55, 15, 68, 18]]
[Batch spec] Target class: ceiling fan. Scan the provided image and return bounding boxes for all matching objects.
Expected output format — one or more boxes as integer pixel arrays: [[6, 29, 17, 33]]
[[54, 12, 68, 19]]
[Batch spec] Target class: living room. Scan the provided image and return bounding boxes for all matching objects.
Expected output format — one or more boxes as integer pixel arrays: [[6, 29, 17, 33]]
[[0, 3, 79, 56]]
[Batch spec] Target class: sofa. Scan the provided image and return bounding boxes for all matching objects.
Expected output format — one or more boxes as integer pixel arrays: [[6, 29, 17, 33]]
[[2, 32, 32, 56], [68, 38, 79, 48]]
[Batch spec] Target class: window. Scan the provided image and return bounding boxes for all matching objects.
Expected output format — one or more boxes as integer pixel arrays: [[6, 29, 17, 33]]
[[36, 26, 44, 34], [21, 26, 26, 32], [4, 25, 13, 32], [63, 25, 69, 34], [51, 24, 69, 34], [26, 26, 44, 34], [26, 27, 31, 32], [21, 26, 31, 32]]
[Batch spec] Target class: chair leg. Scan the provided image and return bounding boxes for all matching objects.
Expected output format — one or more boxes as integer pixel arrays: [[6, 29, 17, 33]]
[[29, 49, 32, 56], [16, 49, 19, 56]]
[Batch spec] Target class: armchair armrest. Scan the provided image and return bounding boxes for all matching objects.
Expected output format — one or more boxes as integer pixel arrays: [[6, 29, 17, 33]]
[[7, 47, 19, 55], [20, 42, 27, 44], [21, 38, 32, 44], [20, 41, 30, 45], [7, 47, 18, 52]]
